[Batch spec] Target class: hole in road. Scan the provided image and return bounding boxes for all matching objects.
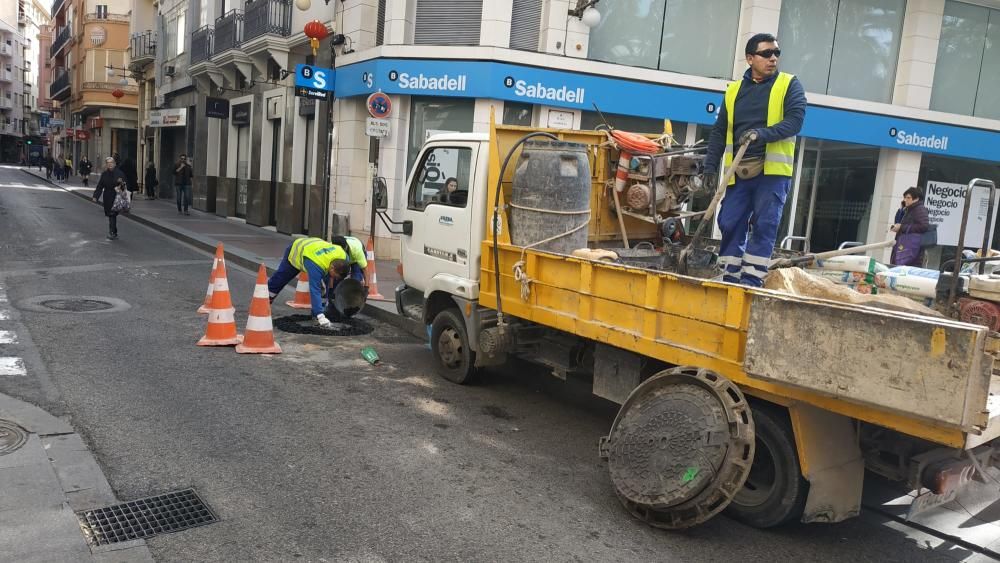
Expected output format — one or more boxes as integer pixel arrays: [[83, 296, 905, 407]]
[[273, 314, 375, 336]]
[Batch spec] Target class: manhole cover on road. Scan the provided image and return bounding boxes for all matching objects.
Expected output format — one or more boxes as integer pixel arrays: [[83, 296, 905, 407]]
[[18, 295, 131, 314], [274, 314, 375, 336], [40, 299, 114, 312], [0, 420, 28, 456], [77, 489, 218, 546]]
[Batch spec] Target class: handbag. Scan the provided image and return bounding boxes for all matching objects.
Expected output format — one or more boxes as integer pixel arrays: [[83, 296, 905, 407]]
[[919, 224, 937, 249], [111, 187, 131, 214]]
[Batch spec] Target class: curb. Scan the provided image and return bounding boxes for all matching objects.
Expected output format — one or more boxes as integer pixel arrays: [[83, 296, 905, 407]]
[[364, 301, 426, 340]]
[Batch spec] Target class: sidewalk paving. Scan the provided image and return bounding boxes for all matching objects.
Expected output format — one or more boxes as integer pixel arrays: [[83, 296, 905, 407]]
[[19, 167, 407, 322]]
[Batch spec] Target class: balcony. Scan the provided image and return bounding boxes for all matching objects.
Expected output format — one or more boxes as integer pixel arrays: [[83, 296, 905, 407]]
[[213, 10, 244, 55], [50, 24, 72, 58], [0, 97, 12, 110], [82, 82, 138, 95], [0, 44, 11, 58], [50, 70, 70, 99], [51, 0, 66, 17], [243, 0, 291, 42], [0, 69, 11, 83], [190, 26, 214, 64], [129, 31, 156, 66]]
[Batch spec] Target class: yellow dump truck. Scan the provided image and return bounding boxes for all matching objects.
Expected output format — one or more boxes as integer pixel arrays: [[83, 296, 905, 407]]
[[381, 117, 1000, 529]]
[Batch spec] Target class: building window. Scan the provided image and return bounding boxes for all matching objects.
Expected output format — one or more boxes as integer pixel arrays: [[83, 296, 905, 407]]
[[413, 0, 483, 46], [931, 2, 1000, 119], [587, 0, 739, 79], [406, 97, 475, 173], [778, 0, 905, 103], [175, 14, 186, 56], [580, 110, 687, 143], [502, 101, 532, 126], [375, 0, 386, 46], [509, 0, 542, 51], [95, 5, 108, 18]]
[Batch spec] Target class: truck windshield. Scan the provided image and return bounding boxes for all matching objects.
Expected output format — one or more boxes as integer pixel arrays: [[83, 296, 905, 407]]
[[408, 146, 473, 210]]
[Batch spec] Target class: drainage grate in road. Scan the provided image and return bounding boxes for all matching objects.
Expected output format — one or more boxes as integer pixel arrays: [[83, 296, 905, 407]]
[[40, 299, 115, 312], [274, 314, 375, 336], [0, 420, 27, 455], [18, 295, 131, 314], [77, 489, 217, 546]]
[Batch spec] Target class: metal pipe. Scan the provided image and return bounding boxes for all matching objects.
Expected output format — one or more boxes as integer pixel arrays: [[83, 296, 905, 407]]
[[804, 140, 822, 243], [786, 137, 806, 241]]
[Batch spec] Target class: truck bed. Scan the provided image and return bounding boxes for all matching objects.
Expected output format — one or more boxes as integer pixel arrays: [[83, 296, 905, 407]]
[[479, 242, 995, 449]]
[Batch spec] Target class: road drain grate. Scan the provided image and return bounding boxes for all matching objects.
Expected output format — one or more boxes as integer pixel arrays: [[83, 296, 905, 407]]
[[41, 299, 115, 312], [77, 489, 217, 546], [0, 420, 27, 456]]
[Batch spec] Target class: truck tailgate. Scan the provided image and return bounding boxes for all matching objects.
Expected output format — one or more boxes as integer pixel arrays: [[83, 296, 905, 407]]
[[744, 292, 992, 433]]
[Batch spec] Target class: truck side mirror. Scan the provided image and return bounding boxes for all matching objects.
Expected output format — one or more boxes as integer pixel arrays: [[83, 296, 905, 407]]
[[372, 176, 388, 212], [402, 220, 413, 236]]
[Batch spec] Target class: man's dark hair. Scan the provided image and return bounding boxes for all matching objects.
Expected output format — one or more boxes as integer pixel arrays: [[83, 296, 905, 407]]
[[904, 186, 923, 200], [746, 33, 777, 55], [330, 259, 350, 278], [330, 235, 348, 249]]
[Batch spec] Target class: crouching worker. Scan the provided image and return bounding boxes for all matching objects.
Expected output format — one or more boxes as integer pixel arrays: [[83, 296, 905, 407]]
[[330, 235, 368, 291], [268, 237, 350, 328]]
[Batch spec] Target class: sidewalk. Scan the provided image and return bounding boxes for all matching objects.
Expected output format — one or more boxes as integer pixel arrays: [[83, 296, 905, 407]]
[[20, 167, 408, 323]]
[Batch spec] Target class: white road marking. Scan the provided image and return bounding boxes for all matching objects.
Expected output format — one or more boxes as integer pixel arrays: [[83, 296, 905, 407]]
[[0, 311, 10, 320], [0, 357, 26, 376], [0, 331, 15, 344]]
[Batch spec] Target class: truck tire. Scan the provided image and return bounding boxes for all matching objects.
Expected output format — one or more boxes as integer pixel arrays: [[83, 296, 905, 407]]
[[725, 405, 808, 528], [430, 308, 477, 384]]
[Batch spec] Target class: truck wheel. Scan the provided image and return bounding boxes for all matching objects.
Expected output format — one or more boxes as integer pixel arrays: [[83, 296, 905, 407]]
[[430, 309, 477, 384], [725, 405, 808, 528]]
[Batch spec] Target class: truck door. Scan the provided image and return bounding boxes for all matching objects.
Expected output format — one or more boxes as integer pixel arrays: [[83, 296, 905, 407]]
[[401, 143, 479, 289]]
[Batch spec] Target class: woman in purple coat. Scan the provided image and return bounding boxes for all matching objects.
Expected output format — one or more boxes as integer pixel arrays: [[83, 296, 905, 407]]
[[890, 186, 930, 266]]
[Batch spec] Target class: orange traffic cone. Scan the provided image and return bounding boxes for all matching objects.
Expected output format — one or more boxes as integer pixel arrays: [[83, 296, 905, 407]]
[[365, 237, 386, 300], [286, 271, 311, 309], [236, 265, 281, 354], [198, 244, 225, 314], [197, 257, 243, 346]]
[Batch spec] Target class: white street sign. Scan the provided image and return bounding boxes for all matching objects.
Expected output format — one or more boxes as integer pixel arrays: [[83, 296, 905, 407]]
[[924, 180, 1000, 247], [365, 117, 390, 138]]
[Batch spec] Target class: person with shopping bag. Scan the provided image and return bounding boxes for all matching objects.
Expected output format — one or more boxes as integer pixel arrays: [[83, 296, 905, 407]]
[[92, 157, 128, 240]]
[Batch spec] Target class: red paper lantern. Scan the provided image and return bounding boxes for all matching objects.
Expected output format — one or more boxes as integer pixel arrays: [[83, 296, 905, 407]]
[[303, 20, 328, 55], [111, 88, 124, 99]]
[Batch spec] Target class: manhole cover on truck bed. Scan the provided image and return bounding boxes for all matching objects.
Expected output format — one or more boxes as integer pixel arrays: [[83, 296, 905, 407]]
[[601, 367, 755, 529]]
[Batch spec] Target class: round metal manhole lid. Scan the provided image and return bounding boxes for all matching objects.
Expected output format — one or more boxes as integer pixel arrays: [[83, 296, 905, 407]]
[[18, 295, 131, 314], [604, 367, 754, 529], [273, 314, 374, 337], [0, 420, 28, 456]]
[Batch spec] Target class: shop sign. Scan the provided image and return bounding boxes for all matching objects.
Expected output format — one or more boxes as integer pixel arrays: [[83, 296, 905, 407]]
[[90, 117, 104, 129], [49, 118, 65, 127], [924, 180, 1000, 247], [365, 117, 390, 138], [336, 58, 1000, 163], [546, 109, 574, 130], [205, 97, 229, 119], [150, 108, 187, 127], [75, 130, 90, 140], [232, 102, 251, 126], [294, 64, 334, 101]]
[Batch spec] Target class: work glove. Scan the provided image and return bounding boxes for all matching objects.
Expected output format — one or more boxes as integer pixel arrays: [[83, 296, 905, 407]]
[[737, 129, 760, 146], [316, 313, 333, 328], [700, 172, 719, 194]]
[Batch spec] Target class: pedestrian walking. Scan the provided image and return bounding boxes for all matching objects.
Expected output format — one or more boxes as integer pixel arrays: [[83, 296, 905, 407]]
[[703, 32, 807, 286], [78, 156, 92, 187], [92, 156, 127, 240], [267, 237, 350, 327], [890, 187, 930, 267], [144, 161, 158, 200], [44, 154, 52, 180], [174, 154, 193, 215], [63, 156, 73, 183]]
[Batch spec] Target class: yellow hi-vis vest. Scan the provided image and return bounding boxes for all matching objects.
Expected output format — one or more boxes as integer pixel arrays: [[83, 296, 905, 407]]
[[288, 237, 347, 272], [723, 71, 796, 185]]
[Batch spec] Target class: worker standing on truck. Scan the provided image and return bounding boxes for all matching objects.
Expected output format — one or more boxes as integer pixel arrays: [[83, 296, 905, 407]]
[[330, 235, 368, 289], [268, 237, 351, 328], [703, 33, 807, 286]]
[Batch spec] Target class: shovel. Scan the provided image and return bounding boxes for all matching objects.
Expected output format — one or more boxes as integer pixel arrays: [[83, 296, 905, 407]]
[[769, 239, 896, 270], [676, 140, 751, 275]]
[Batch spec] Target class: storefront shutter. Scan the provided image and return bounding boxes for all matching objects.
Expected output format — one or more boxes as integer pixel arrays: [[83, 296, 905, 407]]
[[375, 0, 386, 46], [509, 0, 541, 51], [414, 0, 483, 46]]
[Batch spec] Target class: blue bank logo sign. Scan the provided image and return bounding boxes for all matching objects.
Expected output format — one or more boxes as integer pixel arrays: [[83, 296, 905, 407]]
[[390, 70, 467, 92], [892, 127, 950, 150], [295, 64, 335, 92]]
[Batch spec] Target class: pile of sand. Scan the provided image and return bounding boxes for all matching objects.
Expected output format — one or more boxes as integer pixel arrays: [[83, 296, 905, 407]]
[[764, 267, 941, 317]]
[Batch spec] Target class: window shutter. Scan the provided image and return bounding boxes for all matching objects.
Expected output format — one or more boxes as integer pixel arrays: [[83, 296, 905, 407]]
[[414, 0, 482, 46], [375, 0, 386, 46], [509, 0, 541, 51]]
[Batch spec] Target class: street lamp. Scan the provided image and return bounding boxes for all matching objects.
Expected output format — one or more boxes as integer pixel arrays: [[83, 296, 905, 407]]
[[568, 0, 602, 28]]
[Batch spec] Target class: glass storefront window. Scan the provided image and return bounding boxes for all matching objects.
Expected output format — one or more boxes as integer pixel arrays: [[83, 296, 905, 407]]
[[778, 0, 905, 103], [579, 111, 687, 143], [502, 101, 533, 126], [933, 2, 1000, 119], [406, 97, 476, 174], [587, 0, 739, 79], [917, 154, 1000, 250]]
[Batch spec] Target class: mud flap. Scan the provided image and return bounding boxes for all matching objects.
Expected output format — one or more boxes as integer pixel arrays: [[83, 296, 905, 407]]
[[789, 403, 864, 523], [599, 366, 755, 529]]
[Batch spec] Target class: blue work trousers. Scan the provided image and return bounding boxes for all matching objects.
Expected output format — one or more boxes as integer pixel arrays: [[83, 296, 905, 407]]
[[717, 174, 791, 287], [267, 247, 301, 300]]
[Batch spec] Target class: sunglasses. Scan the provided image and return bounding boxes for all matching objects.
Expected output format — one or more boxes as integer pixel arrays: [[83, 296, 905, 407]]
[[753, 48, 781, 59]]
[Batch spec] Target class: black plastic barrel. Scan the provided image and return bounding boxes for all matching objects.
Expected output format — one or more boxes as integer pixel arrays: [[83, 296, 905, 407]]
[[510, 140, 592, 254], [325, 278, 367, 320]]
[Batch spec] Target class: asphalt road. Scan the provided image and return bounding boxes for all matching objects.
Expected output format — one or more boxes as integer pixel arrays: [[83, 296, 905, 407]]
[[0, 166, 987, 562]]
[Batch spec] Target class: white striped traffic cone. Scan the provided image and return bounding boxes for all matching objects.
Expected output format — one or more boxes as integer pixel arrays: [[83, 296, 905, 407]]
[[236, 264, 281, 354]]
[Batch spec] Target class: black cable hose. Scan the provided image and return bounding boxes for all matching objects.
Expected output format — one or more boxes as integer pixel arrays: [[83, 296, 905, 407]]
[[492, 132, 560, 333]]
